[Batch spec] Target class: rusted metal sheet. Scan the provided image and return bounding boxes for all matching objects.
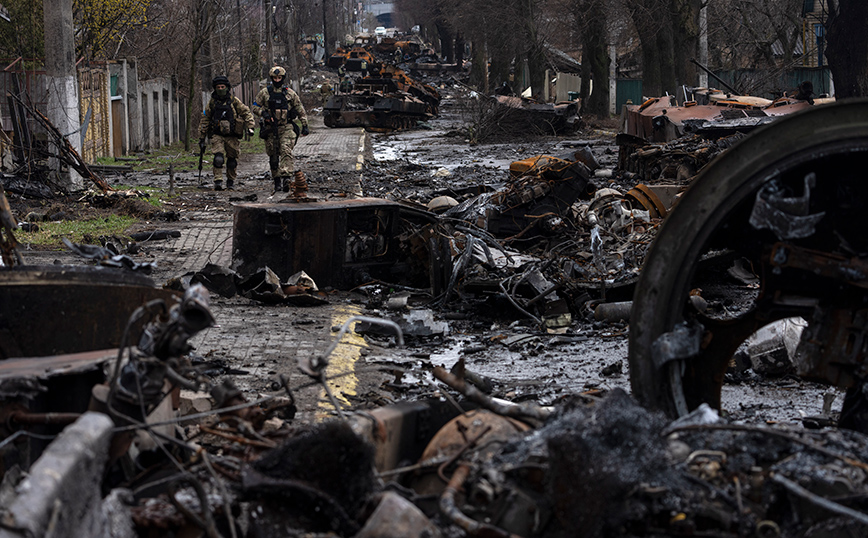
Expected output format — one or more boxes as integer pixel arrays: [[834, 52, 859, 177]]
[[232, 198, 435, 290], [625, 184, 671, 218], [0, 266, 178, 359], [621, 93, 831, 143]]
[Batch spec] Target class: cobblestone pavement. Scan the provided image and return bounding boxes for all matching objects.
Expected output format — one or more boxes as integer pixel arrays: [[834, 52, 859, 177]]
[[151, 115, 384, 419]]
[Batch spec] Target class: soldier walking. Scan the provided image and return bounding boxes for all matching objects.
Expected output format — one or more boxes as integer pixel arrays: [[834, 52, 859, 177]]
[[198, 75, 255, 191], [252, 66, 310, 192]]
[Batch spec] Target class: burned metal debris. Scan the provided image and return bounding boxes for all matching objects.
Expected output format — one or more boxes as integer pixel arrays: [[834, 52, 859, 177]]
[[491, 95, 582, 135], [5, 93, 112, 195], [627, 99, 868, 434], [63, 237, 156, 273], [7, 342, 868, 538], [229, 148, 672, 332], [325, 58, 442, 132]]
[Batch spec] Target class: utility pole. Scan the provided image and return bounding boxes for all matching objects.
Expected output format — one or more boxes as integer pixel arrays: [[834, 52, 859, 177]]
[[43, 0, 82, 189]]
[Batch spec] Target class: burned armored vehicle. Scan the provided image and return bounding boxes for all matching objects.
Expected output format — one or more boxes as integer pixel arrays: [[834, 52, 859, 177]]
[[323, 63, 441, 132]]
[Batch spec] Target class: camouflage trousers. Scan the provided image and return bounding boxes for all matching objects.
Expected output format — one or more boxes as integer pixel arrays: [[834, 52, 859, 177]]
[[210, 135, 241, 181], [265, 125, 299, 178]]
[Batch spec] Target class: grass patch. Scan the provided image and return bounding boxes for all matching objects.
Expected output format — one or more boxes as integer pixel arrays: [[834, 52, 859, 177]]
[[94, 131, 268, 173], [20, 214, 137, 249], [110, 185, 177, 209]]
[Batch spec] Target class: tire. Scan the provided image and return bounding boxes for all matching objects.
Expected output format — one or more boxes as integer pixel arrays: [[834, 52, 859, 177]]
[[628, 99, 868, 418]]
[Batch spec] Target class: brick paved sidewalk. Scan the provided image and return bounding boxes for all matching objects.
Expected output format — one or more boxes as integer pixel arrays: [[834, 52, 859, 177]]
[[162, 115, 364, 270], [164, 116, 376, 416]]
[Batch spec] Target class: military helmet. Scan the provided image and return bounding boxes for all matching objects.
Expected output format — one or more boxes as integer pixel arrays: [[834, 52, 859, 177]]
[[212, 75, 230, 88], [269, 66, 286, 79]]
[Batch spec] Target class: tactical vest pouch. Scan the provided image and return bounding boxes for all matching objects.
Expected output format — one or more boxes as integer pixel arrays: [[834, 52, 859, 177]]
[[274, 109, 288, 122], [218, 119, 232, 135], [233, 116, 245, 136]]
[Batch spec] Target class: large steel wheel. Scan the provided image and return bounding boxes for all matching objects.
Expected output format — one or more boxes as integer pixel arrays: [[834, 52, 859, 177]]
[[629, 99, 868, 418]]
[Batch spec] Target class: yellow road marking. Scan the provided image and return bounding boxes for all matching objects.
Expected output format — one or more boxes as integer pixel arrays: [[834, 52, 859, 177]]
[[318, 304, 365, 418]]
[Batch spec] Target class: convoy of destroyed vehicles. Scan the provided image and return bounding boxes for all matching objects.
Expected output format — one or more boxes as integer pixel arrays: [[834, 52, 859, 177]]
[[3, 60, 868, 537]]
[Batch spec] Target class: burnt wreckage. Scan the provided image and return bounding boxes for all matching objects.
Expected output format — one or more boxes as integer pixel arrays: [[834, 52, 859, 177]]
[[628, 99, 868, 424], [7, 92, 868, 537], [324, 62, 441, 132]]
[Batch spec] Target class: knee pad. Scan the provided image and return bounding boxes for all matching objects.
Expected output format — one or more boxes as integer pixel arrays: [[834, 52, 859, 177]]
[[227, 156, 237, 170], [269, 155, 279, 170], [213, 153, 224, 168]]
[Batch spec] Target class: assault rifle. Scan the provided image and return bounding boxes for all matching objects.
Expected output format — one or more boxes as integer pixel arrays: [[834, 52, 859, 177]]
[[259, 111, 274, 140], [197, 138, 206, 186]]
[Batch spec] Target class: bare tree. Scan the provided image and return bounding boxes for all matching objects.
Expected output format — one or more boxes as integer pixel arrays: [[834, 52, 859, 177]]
[[574, 0, 609, 116], [706, 0, 804, 96], [183, 0, 221, 151]]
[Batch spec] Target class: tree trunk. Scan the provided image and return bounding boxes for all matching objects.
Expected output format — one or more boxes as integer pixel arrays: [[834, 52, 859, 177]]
[[526, 41, 548, 98], [185, 50, 197, 152], [436, 20, 454, 63], [671, 0, 701, 92], [455, 32, 465, 67], [631, 0, 680, 98], [582, 0, 609, 116], [470, 41, 489, 92], [825, 0, 868, 98]]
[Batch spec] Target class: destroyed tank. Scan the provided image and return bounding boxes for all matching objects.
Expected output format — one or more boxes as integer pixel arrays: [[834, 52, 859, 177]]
[[323, 64, 441, 132]]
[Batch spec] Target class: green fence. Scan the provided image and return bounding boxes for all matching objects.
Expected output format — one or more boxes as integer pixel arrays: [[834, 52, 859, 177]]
[[616, 78, 643, 110]]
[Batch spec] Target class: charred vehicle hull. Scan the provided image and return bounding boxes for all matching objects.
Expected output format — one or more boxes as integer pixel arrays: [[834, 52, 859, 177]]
[[324, 66, 441, 132], [323, 93, 434, 131]]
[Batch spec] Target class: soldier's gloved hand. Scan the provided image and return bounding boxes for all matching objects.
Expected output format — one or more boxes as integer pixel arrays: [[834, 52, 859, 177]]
[[198, 138, 206, 151], [247, 128, 255, 136], [301, 125, 310, 136]]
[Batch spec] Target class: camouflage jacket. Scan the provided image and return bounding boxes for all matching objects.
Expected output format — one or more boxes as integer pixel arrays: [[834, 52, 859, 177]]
[[199, 94, 255, 138], [253, 85, 308, 129]]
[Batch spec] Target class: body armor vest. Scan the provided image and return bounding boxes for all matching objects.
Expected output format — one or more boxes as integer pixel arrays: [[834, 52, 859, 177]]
[[267, 86, 297, 123], [210, 97, 236, 136]]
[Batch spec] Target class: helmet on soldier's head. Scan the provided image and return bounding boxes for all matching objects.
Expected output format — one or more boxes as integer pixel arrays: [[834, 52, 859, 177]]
[[269, 66, 286, 87], [212, 75, 230, 89]]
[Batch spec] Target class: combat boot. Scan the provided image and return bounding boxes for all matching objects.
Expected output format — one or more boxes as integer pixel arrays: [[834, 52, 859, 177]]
[[282, 177, 290, 193], [214, 179, 223, 191], [226, 178, 234, 190], [273, 175, 281, 191]]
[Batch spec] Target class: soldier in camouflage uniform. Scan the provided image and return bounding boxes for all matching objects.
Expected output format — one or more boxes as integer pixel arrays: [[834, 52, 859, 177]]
[[252, 66, 310, 192], [198, 75, 255, 191]]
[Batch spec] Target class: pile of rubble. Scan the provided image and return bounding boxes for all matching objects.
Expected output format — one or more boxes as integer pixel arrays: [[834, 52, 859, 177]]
[[3, 324, 867, 538], [4, 85, 862, 538]]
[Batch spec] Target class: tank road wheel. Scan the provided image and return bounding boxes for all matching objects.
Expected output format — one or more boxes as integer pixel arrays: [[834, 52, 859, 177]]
[[628, 100, 868, 419]]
